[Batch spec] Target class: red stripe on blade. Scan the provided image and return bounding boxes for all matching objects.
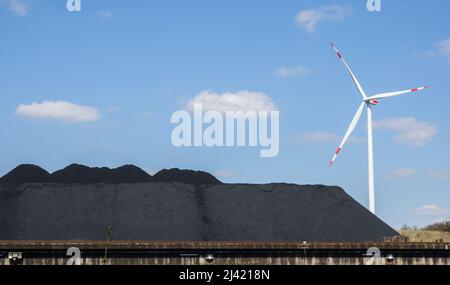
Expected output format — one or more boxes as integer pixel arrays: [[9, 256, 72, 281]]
[[336, 148, 342, 155]]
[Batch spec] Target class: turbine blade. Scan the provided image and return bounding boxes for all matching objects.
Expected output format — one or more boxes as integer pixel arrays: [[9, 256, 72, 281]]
[[329, 102, 365, 166], [367, 86, 430, 100], [330, 42, 367, 98]]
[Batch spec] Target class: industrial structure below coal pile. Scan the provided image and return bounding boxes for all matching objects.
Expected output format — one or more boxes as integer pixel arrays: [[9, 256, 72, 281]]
[[0, 241, 449, 265]]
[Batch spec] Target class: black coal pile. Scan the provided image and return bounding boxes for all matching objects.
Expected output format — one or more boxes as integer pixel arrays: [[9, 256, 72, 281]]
[[154, 168, 222, 185], [0, 164, 223, 185], [0, 164, 49, 184], [0, 164, 398, 241], [48, 164, 154, 184]]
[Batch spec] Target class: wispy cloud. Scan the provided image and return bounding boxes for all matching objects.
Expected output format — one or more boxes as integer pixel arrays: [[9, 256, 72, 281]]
[[415, 205, 450, 216], [374, 117, 437, 146], [436, 39, 450, 62], [8, 0, 27, 16], [388, 168, 416, 179], [16, 101, 100, 123], [427, 38, 450, 62], [97, 10, 113, 20], [295, 5, 352, 33], [296, 132, 363, 144], [185, 90, 278, 113], [275, 65, 310, 78], [428, 170, 450, 180]]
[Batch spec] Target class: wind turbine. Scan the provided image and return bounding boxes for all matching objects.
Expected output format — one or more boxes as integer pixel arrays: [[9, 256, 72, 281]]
[[328, 42, 429, 215]]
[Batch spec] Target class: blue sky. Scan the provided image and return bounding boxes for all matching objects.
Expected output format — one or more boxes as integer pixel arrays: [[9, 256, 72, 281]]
[[1, 0, 449, 228]]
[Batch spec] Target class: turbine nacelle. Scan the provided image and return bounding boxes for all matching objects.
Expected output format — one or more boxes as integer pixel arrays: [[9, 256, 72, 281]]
[[366, 99, 379, 105]]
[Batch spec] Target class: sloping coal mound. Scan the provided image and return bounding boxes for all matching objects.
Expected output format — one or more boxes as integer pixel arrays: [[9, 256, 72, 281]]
[[0, 164, 49, 184], [48, 164, 154, 184], [0, 164, 223, 185], [0, 181, 398, 241], [154, 168, 222, 185]]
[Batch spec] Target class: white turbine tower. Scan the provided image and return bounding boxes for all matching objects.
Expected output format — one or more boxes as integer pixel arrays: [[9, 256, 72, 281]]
[[328, 43, 429, 215]]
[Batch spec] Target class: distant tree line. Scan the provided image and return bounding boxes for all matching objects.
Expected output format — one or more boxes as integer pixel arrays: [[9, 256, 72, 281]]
[[422, 221, 450, 232], [400, 225, 417, 231], [401, 221, 450, 232]]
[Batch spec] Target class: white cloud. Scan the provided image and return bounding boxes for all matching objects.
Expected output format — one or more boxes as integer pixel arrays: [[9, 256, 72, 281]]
[[97, 10, 113, 20], [275, 65, 310, 78], [427, 38, 450, 62], [374, 117, 437, 146], [185, 90, 278, 113], [415, 205, 450, 216], [16, 101, 100, 122], [428, 170, 450, 180], [8, 0, 27, 16], [295, 5, 352, 33], [436, 39, 450, 61], [296, 132, 363, 144], [388, 168, 416, 179]]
